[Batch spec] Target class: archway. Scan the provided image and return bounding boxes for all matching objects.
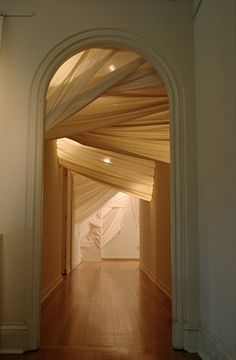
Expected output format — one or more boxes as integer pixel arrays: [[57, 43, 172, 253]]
[[25, 29, 192, 351], [41, 48, 172, 351]]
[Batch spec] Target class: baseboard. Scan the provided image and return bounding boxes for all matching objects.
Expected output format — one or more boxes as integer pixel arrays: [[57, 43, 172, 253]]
[[102, 258, 139, 261], [71, 259, 82, 270], [198, 323, 235, 360], [41, 275, 63, 303], [82, 257, 102, 261], [65, 265, 72, 274], [0, 323, 28, 353], [183, 322, 200, 353], [139, 262, 171, 299]]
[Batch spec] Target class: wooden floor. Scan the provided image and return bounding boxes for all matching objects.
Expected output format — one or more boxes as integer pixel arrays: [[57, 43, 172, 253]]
[[1, 261, 201, 359]]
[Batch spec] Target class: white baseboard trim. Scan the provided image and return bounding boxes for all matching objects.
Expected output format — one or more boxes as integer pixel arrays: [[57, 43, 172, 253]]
[[41, 275, 63, 303], [102, 257, 139, 260], [139, 262, 171, 299], [82, 257, 102, 261], [183, 322, 200, 353], [140, 263, 200, 353], [0, 323, 28, 353], [65, 265, 72, 274], [198, 323, 235, 360], [71, 259, 82, 270]]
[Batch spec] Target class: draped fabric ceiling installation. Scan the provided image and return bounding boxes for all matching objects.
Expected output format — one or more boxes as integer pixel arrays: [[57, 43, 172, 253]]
[[73, 173, 140, 256], [45, 48, 170, 201], [73, 173, 137, 256]]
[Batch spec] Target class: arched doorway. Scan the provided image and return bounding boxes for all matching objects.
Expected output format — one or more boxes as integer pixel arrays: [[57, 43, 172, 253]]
[[41, 47, 172, 352], [25, 29, 196, 352]]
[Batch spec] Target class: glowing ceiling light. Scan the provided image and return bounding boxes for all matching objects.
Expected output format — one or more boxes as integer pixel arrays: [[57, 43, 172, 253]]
[[109, 65, 116, 72], [103, 157, 112, 164]]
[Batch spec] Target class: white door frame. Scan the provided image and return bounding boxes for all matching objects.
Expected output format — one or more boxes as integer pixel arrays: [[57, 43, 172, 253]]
[[25, 28, 199, 352]]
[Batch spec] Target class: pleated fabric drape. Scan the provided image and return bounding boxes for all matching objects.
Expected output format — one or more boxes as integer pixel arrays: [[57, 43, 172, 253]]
[[72, 172, 118, 223], [58, 138, 155, 201], [45, 48, 170, 201], [100, 193, 130, 247], [72, 177, 137, 257]]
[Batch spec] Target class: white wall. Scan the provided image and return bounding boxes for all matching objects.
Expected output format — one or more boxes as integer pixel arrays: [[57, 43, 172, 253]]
[[140, 162, 171, 298], [0, 0, 198, 352], [80, 195, 139, 260], [194, 0, 236, 358], [71, 223, 82, 268], [74, 213, 102, 262], [102, 197, 139, 259], [41, 140, 63, 301]]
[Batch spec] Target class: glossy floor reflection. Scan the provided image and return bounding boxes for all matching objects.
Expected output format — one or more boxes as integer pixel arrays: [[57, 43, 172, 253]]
[[1, 261, 201, 359]]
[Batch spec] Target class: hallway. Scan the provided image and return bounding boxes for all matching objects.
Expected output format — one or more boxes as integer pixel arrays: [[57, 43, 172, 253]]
[[1, 261, 200, 359]]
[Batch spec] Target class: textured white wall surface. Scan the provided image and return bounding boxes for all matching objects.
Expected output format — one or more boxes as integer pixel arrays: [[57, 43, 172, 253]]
[[102, 196, 140, 259], [194, 0, 236, 357]]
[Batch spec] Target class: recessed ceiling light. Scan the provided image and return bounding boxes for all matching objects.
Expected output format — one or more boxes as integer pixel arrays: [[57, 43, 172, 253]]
[[103, 157, 112, 164], [109, 65, 116, 72]]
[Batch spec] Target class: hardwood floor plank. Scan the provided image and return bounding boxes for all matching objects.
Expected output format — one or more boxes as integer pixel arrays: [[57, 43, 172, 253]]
[[1, 261, 201, 359]]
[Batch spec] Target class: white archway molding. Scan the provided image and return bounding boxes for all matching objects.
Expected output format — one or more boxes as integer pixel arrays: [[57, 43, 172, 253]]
[[25, 28, 199, 351]]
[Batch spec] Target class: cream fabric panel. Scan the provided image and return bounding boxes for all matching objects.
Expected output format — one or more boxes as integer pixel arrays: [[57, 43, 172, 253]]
[[101, 208, 123, 247], [45, 96, 168, 140], [57, 138, 155, 201], [72, 173, 118, 222], [45, 48, 170, 165], [101, 193, 129, 247], [45, 49, 145, 132], [76, 192, 135, 257], [72, 124, 170, 163], [45, 48, 170, 203]]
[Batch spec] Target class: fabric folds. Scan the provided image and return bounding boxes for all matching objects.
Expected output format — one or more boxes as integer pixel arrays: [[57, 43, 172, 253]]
[[72, 181, 138, 257], [45, 48, 170, 202], [72, 173, 118, 223], [58, 138, 155, 201]]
